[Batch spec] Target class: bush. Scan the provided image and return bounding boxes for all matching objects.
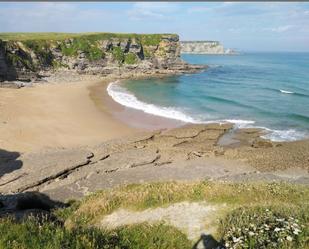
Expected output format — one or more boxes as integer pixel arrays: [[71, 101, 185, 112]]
[[87, 47, 104, 61], [23, 40, 54, 66], [219, 206, 309, 249], [124, 53, 137, 64], [112, 47, 124, 65]]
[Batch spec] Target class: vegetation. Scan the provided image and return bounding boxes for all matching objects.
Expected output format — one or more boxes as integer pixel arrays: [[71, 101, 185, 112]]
[[0, 32, 84, 41], [59, 38, 104, 61], [112, 47, 125, 65], [6, 52, 34, 71], [0, 32, 174, 44], [124, 52, 138, 64], [67, 181, 308, 226], [1, 181, 307, 248], [219, 206, 309, 248], [0, 218, 191, 249], [1, 33, 176, 70], [140, 34, 163, 46], [23, 40, 54, 66]]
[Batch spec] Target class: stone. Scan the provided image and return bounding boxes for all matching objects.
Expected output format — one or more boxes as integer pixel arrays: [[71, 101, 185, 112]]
[[252, 139, 273, 148]]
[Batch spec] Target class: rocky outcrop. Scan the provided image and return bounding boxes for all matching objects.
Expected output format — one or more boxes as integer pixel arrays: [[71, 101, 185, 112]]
[[0, 124, 308, 202], [180, 41, 236, 55], [181, 41, 224, 54], [0, 33, 205, 83]]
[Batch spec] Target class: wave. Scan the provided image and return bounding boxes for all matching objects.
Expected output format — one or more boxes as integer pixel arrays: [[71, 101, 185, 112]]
[[107, 81, 308, 142], [280, 89, 294, 94], [261, 128, 308, 142], [262, 87, 309, 98], [222, 119, 255, 128], [107, 81, 201, 123]]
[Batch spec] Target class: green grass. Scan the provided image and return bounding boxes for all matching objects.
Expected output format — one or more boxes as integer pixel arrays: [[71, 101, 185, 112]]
[[66, 181, 308, 226], [1, 181, 308, 248], [0, 32, 176, 43], [1, 32, 177, 68], [0, 218, 191, 249], [124, 52, 138, 64], [0, 32, 84, 41], [112, 46, 125, 65]]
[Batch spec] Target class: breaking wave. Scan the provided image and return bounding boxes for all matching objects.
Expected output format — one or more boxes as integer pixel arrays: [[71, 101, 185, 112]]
[[107, 81, 308, 142]]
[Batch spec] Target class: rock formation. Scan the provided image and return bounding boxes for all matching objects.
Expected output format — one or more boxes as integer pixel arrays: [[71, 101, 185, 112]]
[[0, 123, 308, 202], [0, 33, 204, 83], [180, 41, 236, 55]]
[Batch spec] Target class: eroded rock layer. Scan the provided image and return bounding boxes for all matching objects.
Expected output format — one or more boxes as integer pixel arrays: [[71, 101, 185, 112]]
[[0, 33, 204, 83], [0, 124, 308, 202]]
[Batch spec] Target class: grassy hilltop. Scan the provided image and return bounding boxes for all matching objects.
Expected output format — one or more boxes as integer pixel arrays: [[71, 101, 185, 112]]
[[0, 32, 182, 82], [0, 32, 173, 45]]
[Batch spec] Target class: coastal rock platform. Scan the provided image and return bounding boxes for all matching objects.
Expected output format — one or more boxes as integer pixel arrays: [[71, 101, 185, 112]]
[[1, 123, 308, 202]]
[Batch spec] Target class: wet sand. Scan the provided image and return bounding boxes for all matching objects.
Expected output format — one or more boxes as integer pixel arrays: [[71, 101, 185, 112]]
[[90, 80, 185, 131]]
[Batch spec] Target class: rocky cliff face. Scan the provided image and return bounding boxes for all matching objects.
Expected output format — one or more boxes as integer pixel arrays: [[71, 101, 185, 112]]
[[180, 41, 225, 54], [0, 33, 198, 82]]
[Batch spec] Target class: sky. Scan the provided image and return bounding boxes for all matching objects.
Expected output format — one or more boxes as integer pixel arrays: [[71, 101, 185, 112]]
[[1, 2, 309, 52]]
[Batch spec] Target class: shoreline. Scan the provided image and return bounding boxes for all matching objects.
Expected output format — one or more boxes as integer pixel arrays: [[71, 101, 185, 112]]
[[0, 73, 308, 201], [105, 79, 309, 143], [1, 69, 308, 155], [90, 80, 185, 131], [0, 69, 196, 154]]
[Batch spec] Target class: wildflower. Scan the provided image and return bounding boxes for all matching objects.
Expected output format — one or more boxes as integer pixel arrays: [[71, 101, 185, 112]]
[[286, 236, 293, 241], [233, 237, 241, 243], [293, 228, 301, 235], [248, 231, 255, 236], [274, 227, 281, 232], [276, 218, 284, 222]]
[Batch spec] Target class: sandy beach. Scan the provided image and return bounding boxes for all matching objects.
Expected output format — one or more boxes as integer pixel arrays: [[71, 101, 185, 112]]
[[0, 80, 140, 153], [0, 78, 187, 154]]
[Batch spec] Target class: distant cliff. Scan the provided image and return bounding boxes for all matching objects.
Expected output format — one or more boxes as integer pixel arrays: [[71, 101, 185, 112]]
[[180, 41, 226, 54], [0, 33, 203, 83]]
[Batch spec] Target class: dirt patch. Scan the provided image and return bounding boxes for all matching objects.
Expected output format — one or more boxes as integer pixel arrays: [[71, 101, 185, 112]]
[[100, 201, 225, 240]]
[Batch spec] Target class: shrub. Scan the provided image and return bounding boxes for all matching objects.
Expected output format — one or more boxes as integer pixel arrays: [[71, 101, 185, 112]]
[[124, 52, 137, 64], [112, 47, 124, 65], [87, 47, 104, 61], [219, 206, 309, 249]]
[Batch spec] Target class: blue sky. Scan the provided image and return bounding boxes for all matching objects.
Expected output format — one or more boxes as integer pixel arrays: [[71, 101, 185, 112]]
[[1, 2, 309, 51]]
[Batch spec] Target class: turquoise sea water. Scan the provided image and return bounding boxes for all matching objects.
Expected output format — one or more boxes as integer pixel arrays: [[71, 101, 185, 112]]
[[107, 53, 309, 141]]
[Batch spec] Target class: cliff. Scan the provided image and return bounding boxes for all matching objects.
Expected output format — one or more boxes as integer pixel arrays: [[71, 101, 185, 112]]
[[180, 41, 226, 54], [0, 33, 203, 83]]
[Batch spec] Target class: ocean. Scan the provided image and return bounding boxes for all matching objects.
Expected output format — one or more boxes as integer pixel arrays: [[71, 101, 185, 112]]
[[107, 52, 309, 141]]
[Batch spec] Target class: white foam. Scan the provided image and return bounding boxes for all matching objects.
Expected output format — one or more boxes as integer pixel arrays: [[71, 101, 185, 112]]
[[280, 89, 294, 94], [107, 81, 200, 123], [223, 119, 255, 128], [262, 128, 308, 142], [107, 81, 307, 142]]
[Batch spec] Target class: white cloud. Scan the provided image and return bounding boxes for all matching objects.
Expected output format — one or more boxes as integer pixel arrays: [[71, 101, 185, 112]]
[[0, 3, 113, 32], [127, 2, 179, 20], [271, 25, 294, 33]]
